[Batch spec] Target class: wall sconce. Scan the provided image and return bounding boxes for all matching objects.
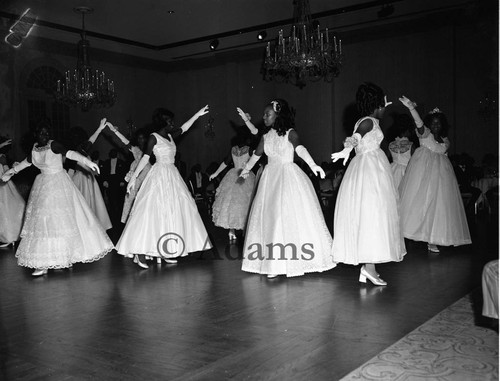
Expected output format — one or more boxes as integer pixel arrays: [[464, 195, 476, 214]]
[[209, 39, 219, 51]]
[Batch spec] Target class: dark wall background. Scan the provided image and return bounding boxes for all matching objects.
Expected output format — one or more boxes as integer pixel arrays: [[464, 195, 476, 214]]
[[0, 7, 497, 172]]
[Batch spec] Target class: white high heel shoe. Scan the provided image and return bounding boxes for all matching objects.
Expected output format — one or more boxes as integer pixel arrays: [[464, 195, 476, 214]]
[[133, 255, 148, 269], [427, 244, 440, 253], [228, 231, 237, 242], [32, 269, 48, 277], [359, 266, 387, 286]]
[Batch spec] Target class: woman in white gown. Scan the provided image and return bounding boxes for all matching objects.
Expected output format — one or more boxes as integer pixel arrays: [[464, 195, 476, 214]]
[[116, 106, 212, 269], [388, 123, 414, 189], [209, 133, 256, 242], [239, 99, 335, 278], [69, 120, 112, 231], [331, 83, 406, 286], [0, 139, 26, 246], [398, 96, 471, 252], [1, 123, 114, 276]]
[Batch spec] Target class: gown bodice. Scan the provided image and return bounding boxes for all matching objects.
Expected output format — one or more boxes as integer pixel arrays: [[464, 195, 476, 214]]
[[152, 133, 176, 164], [264, 128, 294, 165], [417, 127, 450, 155], [389, 137, 413, 165], [32, 141, 63, 174], [353, 117, 383, 155], [231, 146, 250, 169]]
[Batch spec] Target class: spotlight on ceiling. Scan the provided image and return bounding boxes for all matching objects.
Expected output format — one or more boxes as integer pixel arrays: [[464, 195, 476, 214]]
[[377, 4, 394, 18], [257, 31, 267, 40], [209, 39, 219, 51]]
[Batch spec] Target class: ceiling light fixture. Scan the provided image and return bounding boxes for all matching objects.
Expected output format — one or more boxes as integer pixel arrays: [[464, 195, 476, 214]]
[[55, 7, 116, 111], [257, 31, 267, 40], [262, 0, 343, 88]]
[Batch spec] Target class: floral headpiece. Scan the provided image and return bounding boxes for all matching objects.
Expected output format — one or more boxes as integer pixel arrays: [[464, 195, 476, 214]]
[[429, 107, 442, 115], [271, 100, 281, 113]]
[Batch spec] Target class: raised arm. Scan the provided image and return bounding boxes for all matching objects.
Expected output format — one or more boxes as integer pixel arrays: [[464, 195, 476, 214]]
[[399, 96, 424, 135], [0, 139, 12, 150], [289, 130, 325, 179], [170, 105, 210, 139], [88, 118, 107, 145], [126, 134, 156, 194], [236, 107, 258, 135]]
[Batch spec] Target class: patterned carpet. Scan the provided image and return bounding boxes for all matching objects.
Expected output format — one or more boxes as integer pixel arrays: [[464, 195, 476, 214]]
[[341, 294, 499, 381]]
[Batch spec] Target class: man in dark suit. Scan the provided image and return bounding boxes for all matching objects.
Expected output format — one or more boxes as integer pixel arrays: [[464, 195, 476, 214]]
[[187, 164, 209, 199], [102, 148, 127, 224]]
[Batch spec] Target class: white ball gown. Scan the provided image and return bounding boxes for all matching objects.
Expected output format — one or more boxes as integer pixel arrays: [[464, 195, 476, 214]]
[[332, 117, 406, 265], [0, 155, 26, 244], [71, 161, 112, 230], [116, 133, 212, 258], [388, 137, 412, 189], [121, 154, 151, 223], [399, 127, 471, 246], [212, 145, 255, 230], [16, 142, 114, 269], [242, 128, 335, 277]]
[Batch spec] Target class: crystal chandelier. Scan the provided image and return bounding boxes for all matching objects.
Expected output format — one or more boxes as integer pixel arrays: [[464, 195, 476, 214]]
[[262, 0, 343, 88], [55, 7, 116, 112]]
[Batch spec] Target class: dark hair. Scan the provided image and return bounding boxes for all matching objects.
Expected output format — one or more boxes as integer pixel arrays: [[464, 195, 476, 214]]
[[356, 82, 385, 116], [132, 128, 148, 146], [152, 108, 174, 130], [264, 98, 295, 136], [34, 118, 52, 137], [423, 111, 450, 137]]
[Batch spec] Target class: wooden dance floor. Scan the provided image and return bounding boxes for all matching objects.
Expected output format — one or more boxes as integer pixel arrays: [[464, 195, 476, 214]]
[[0, 210, 497, 380]]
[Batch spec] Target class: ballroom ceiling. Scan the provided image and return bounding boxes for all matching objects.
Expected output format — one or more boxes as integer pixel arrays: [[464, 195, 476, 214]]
[[0, 0, 481, 62]]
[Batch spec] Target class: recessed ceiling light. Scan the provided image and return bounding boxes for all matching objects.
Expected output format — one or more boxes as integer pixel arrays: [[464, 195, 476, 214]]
[[167, 10, 175, 14]]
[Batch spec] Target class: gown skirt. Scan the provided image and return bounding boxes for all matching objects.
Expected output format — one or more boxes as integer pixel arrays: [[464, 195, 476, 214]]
[[242, 162, 335, 277], [399, 147, 471, 246], [0, 165, 25, 243], [212, 168, 255, 230], [116, 163, 212, 257], [332, 148, 406, 265], [16, 170, 114, 269]]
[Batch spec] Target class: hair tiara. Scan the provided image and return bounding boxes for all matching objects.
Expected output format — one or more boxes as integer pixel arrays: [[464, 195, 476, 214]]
[[429, 107, 442, 115]]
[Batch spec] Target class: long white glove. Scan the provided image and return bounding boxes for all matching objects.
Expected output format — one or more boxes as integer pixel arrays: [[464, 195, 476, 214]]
[[209, 162, 227, 181], [0, 139, 12, 149], [239, 154, 261, 179], [127, 154, 150, 193], [66, 150, 100, 174], [296, 145, 325, 178], [130, 146, 143, 161], [88, 118, 107, 144], [399, 96, 423, 128], [1, 158, 31, 182], [236, 107, 258, 135], [107, 122, 130, 145], [180, 105, 210, 134], [331, 133, 361, 166]]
